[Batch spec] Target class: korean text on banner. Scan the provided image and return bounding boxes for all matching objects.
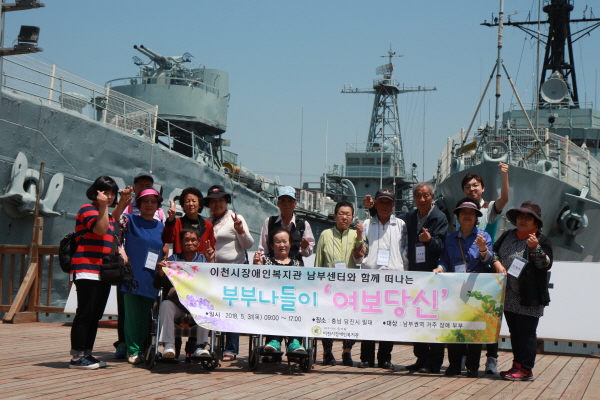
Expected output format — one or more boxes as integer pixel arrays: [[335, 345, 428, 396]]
[[164, 262, 505, 344]]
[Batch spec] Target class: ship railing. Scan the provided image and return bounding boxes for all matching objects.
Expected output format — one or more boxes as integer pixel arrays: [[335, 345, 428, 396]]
[[437, 128, 600, 200], [0, 244, 65, 321], [105, 76, 222, 97], [508, 101, 595, 111], [0, 55, 220, 169], [0, 55, 158, 141]]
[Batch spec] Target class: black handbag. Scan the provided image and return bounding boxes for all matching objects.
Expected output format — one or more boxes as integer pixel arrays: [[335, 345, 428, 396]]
[[99, 223, 137, 290]]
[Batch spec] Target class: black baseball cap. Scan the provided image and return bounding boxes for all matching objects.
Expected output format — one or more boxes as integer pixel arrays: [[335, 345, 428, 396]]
[[134, 173, 154, 183]]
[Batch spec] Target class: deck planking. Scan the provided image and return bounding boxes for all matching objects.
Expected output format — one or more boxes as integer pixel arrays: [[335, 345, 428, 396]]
[[1, 322, 598, 399]]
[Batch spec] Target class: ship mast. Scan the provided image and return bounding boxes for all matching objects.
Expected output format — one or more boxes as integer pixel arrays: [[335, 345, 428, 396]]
[[341, 48, 436, 188], [482, 0, 600, 109]]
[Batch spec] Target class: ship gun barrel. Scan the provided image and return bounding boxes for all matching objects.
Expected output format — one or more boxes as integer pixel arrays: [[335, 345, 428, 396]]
[[134, 45, 170, 68]]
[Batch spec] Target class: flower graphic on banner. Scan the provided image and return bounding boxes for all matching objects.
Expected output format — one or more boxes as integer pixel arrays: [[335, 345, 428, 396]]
[[181, 294, 215, 311], [436, 275, 505, 343], [164, 262, 196, 287]]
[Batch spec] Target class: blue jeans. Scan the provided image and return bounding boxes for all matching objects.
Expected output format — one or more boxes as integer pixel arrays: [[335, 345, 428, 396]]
[[224, 332, 239, 355]]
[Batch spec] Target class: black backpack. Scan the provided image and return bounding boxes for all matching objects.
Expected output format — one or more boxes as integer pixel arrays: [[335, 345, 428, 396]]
[[58, 232, 77, 273]]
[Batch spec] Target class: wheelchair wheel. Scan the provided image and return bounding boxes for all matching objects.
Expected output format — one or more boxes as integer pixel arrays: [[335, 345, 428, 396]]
[[201, 352, 219, 371], [299, 348, 313, 372], [249, 347, 260, 370], [144, 345, 156, 370], [214, 332, 223, 360]]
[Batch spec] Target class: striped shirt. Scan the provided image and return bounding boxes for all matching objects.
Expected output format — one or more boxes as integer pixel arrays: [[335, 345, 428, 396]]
[[70, 203, 115, 280]]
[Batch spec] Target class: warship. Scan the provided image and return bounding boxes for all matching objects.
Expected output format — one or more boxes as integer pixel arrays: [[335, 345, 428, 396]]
[[0, 7, 334, 311], [435, 0, 600, 262]]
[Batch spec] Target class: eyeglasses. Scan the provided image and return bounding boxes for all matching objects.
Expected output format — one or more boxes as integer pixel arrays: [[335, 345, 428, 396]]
[[516, 213, 534, 221], [140, 199, 158, 205], [464, 183, 481, 190]]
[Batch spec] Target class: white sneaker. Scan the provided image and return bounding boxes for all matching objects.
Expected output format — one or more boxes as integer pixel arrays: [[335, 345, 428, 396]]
[[193, 347, 210, 357], [485, 357, 498, 374], [128, 354, 141, 365], [163, 343, 176, 359]]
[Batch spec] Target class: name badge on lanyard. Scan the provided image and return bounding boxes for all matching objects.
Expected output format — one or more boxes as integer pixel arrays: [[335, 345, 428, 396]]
[[377, 249, 390, 267], [508, 256, 527, 278], [145, 247, 159, 270], [416, 244, 426, 263], [334, 261, 347, 269], [454, 262, 466, 273]]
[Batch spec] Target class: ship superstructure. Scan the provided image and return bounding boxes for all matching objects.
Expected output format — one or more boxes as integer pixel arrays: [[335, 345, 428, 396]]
[[436, 0, 600, 261], [303, 50, 436, 218]]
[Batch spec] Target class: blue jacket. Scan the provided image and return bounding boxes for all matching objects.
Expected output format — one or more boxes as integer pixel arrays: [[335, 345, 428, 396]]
[[438, 227, 493, 272], [121, 214, 164, 299]]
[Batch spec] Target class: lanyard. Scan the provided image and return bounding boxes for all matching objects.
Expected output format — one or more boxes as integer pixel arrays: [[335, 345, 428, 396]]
[[457, 236, 468, 267]]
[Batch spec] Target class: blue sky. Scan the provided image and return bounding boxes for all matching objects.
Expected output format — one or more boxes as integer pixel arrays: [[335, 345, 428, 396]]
[[4, 0, 599, 187]]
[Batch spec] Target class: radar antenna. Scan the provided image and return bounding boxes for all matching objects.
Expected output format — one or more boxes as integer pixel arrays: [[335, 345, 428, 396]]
[[482, 0, 600, 108]]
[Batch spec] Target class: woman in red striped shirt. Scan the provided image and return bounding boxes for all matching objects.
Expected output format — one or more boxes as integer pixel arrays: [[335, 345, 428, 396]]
[[69, 176, 121, 370]]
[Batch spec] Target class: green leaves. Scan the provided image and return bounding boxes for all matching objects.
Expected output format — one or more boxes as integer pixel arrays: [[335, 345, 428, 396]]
[[467, 290, 503, 317]]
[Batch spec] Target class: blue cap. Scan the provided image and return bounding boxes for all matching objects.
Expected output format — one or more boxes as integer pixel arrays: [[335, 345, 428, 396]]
[[278, 186, 296, 200]]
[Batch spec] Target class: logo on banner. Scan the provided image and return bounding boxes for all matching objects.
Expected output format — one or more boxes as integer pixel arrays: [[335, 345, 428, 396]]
[[311, 326, 323, 336]]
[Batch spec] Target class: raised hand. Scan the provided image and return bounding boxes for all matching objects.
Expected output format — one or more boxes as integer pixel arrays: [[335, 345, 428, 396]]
[[232, 212, 245, 235], [300, 237, 310, 249], [362, 195, 374, 209], [96, 190, 109, 207], [418, 227, 432, 243], [253, 252, 263, 265], [499, 162, 509, 176], [205, 240, 215, 263], [475, 233, 487, 252], [167, 200, 177, 221], [356, 220, 363, 241], [527, 233, 539, 249], [119, 186, 133, 205]]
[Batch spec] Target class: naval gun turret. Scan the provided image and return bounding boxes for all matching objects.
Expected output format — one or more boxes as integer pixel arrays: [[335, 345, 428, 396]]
[[134, 45, 171, 69], [107, 45, 230, 164]]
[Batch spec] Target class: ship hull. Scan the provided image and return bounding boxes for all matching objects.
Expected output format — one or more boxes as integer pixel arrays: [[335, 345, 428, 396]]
[[0, 90, 279, 310], [437, 162, 600, 262]]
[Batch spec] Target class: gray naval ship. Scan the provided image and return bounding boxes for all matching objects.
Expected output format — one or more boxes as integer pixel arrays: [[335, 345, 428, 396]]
[[0, 31, 334, 308], [435, 0, 600, 261]]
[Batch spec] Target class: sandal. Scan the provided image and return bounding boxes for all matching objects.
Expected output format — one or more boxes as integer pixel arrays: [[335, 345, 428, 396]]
[[222, 353, 236, 361]]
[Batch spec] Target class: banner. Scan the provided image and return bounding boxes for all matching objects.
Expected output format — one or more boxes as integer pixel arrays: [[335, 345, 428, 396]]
[[165, 262, 505, 343]]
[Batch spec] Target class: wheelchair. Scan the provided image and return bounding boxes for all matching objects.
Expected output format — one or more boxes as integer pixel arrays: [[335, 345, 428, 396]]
[[248, 334, 317, 373], [144, 288, 223, 371]]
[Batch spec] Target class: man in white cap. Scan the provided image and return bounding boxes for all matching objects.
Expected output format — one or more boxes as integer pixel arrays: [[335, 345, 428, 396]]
[[258, 186, 315, 265]]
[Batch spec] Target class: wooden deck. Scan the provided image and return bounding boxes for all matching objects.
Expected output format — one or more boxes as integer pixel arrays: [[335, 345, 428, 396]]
[[1, 323, 599, 399]]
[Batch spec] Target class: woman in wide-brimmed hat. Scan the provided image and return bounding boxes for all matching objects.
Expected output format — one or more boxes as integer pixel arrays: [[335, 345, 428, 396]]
[[491, 201, 553, 382], [435, 197, 494, 378]]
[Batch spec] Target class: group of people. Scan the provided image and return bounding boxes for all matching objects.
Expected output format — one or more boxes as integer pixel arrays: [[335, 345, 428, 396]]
[[68, 163, 553, 382], [68, 174, 252, 369]]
